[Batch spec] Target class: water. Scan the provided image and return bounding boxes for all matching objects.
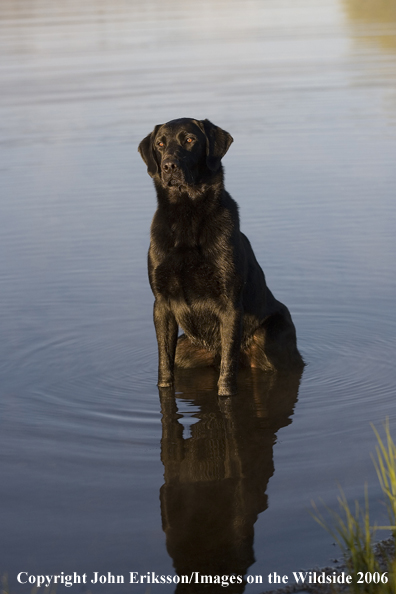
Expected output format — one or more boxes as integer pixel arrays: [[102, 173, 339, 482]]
[[1, 0, 396, 592]]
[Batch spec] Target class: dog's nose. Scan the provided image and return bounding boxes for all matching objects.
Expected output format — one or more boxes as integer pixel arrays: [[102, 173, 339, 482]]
[[162, 158, 180, 173]]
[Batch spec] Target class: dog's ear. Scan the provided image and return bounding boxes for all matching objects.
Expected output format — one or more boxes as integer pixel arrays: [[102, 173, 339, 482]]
[[138, 125, 161, 177], [196, 119, 233, 172]]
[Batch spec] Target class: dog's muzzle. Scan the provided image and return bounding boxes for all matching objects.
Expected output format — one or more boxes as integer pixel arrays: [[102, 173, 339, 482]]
[[161, 157, 185, 186]]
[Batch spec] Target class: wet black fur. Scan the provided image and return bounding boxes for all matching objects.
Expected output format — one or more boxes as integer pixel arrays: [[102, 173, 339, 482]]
[[138, 118, 303, 395]]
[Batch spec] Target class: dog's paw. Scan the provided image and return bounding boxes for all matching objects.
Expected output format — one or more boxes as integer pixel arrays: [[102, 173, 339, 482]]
[[157, 378, 174, 388]]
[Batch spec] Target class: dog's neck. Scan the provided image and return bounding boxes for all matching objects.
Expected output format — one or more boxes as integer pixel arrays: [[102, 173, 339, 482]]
[[151, 168, 231, 249]]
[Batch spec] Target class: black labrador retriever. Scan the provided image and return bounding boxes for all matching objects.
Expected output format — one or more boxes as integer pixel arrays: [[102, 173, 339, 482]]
[[138, 118, 303, 396]]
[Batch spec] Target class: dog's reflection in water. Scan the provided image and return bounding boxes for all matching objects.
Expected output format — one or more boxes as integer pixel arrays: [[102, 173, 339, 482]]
[[159, 365, 303, 593]]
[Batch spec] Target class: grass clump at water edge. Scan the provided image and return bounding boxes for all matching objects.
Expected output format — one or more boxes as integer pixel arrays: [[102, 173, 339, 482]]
[[313, 419, 396, 593]]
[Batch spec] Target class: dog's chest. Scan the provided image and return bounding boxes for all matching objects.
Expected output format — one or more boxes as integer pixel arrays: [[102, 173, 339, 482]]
[[153, 245, 222, 302]]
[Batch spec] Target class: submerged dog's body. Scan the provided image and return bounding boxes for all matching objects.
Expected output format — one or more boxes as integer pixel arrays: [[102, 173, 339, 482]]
[[139, 118, 302, 395]]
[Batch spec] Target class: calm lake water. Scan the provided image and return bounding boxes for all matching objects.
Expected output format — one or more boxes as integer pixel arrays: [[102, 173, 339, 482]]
[[1, 0, 396, 592]]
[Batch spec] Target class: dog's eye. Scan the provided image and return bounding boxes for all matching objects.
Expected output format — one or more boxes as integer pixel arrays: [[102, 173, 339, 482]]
[[185, 137, 194, 144], [157, 141, 165, 148]]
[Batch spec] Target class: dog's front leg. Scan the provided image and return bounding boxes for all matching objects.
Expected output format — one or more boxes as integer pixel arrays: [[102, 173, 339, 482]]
[[153, 298, 178, 388], [218, 306, 243, 396]]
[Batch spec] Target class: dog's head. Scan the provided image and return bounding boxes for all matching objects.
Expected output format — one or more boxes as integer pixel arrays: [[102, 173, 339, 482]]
[[138, 118, 233, 189]]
